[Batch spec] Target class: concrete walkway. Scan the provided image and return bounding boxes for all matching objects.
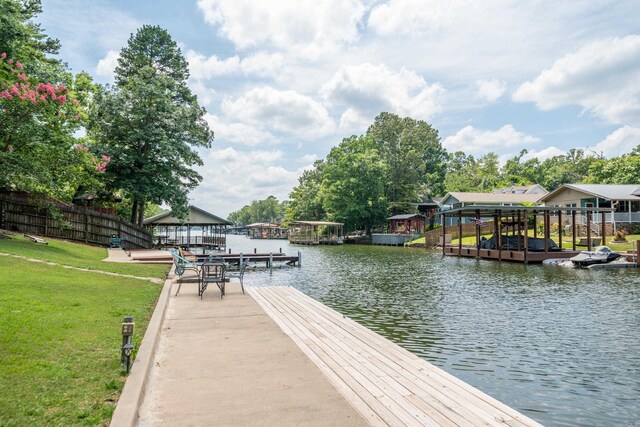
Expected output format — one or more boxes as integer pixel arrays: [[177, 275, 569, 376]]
[[136, 279, 366, 426]]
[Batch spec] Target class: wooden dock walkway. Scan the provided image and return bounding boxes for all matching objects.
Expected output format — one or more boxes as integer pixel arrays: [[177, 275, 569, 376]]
[[249, 286, 543, 427]]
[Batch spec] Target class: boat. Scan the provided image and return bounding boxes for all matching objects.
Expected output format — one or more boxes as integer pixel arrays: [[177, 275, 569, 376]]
[[570, 246, 621, 267]]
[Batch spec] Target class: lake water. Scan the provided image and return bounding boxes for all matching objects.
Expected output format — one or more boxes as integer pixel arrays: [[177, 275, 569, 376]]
[[224, 234, 640, 427]]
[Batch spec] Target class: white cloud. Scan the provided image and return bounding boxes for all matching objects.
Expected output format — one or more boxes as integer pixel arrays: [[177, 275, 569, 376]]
[[203, 114, 275, 147], [186, 50, 241, 79], [592, 126, 640, 158], [513, 35, 640, 125], [368, 0, 467, 36], [95, 50, 119, 79], [443, 125, 541, 154], [221, 87, 335, 137], [338, 108, 372, 134], [189, 80, 217, 106], [191, 147, 301, 217], [322, 63, 444, 120], [476, 79, 506, 103], [521, 146, 566, 162], [186, 50, 287, 80], [196, 0, 366, 58]]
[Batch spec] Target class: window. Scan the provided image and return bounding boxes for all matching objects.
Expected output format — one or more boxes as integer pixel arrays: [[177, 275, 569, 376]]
[[565, 203, 576, 215]]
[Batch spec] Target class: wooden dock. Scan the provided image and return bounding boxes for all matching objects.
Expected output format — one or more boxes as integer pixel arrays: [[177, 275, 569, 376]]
[[249, 286, 542, 427]]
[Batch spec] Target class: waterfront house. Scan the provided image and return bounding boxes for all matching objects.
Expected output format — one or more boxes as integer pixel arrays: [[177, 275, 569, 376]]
[[539, 184, 640, 231]]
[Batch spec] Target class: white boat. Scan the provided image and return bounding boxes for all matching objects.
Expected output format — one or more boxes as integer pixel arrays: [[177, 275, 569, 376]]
[[570, 246, 621, 267]]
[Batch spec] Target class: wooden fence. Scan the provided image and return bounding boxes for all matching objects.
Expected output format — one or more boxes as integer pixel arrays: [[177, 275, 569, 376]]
[[0, 193, 152, 249]]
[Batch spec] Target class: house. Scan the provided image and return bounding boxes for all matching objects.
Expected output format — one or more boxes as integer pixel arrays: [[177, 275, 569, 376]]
[[539, 184, 640, 227], [387, 214, 425, 234]]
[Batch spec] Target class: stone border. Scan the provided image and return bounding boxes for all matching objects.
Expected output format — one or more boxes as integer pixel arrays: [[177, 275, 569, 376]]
[[109, 267, 175, 426]]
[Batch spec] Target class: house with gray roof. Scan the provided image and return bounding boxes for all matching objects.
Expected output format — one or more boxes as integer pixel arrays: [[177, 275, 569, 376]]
[[439, 191, 545, 226], [539, 184, 640, 226]]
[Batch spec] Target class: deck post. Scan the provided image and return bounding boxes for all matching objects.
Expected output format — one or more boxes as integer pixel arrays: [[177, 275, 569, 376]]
[[523, 211, 528, 265], [543, 211, 549, 253], [558, 209, 562, 250], [475, 209, 480, 258], [572, 210, 577, 251], [458, 210, 462, 256], [601, 210, 606, 246], [587, 210, 592, 251], [533, 212, 537, 239], [497, 210, 502, 261], [517, 210, 521, 251], [442, 213, 446, 255]]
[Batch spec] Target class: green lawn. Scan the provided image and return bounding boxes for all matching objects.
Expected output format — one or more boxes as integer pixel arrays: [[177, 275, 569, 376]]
[[0, 257, 162, 426], [0, 235, 168, 278]]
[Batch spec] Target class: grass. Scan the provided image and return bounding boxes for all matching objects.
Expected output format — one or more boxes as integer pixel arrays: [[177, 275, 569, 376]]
[[0, 257, 162, 426], [0, 235, 168, 278]]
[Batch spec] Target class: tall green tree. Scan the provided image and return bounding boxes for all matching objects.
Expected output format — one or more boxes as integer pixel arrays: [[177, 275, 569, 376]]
[[88, 25, 213, 225], [228, 196, 287, 225], [285, 161, 326, 223], [320, 135, 387, 233], [366, 112, 446, 213]]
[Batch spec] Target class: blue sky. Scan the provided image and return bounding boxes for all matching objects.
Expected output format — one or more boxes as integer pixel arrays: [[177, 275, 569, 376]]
[[39, 0, 640, 217]]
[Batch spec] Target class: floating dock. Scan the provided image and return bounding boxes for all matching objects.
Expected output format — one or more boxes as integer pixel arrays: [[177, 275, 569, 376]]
[[250, 286, 543, 426]]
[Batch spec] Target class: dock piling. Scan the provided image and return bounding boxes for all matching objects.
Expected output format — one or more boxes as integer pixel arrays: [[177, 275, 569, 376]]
[[269, 252, 273, 274], [298, 250, 302, 267]]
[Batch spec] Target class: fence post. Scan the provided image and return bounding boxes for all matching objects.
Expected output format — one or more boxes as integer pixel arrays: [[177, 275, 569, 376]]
[[0, 198, 4, 229], [44, 207, 49, 236], [85, 212, 89, 243]]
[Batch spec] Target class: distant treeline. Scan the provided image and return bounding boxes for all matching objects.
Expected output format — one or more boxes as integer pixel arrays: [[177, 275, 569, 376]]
[[230, 112, 639, 233]]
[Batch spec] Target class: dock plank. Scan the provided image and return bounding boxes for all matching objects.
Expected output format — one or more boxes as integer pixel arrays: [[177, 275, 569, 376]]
[[248, 286, 543, 427]]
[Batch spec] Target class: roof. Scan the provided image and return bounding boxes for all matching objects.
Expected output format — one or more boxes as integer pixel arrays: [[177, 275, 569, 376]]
[[439, 205, 614, 217], [443, 192, 544, 204], [491, 184, 548, 195], [246, 222, 283, 228], [143, 205, 232, 226], [291, 220, 344, 226], [540, 184, 640, 202], [388, 214, 423, 220]]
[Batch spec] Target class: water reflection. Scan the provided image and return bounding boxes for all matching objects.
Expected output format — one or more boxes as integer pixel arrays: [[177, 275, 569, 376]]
[[225, 235, 640, 427]]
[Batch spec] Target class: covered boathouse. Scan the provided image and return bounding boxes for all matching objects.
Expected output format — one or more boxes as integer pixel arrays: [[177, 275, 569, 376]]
[[440, 205, 614, 263], [288, 221, 344, 245], [144, 205, 232, 251]]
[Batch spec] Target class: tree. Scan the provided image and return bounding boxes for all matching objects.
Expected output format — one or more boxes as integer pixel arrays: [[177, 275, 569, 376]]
[[227, 196, 287, 225], [88, 25, 213, 225], [285, 161, 326, 223], [320, 135, 387, 233], [0, 9, 105, 201], [366, 112, 446, 213]]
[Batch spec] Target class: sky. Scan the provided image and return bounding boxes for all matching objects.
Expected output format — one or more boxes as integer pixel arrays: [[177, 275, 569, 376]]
[[38, 0, 640, 218]]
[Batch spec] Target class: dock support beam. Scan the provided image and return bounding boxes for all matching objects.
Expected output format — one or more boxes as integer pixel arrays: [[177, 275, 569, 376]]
[[458, 211, 462, 256], [572, 210, 577, 251], [523, 211, 528, 265], [442, 213, 446, 255], [601, 210, 606, 246], [558, 209, 562, 250], [587, 210, 592, 251]]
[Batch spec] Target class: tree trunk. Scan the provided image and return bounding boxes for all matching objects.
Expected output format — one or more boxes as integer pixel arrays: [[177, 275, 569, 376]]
[[130, 199, 139, 224], [137, 199, 145, 226]]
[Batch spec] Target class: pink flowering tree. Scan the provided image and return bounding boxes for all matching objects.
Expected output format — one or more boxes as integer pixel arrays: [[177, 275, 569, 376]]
[[0, 53, 110, 199]]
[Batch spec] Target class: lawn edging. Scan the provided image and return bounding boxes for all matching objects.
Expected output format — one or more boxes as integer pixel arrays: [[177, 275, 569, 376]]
[[109, 267, 175, 427]]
